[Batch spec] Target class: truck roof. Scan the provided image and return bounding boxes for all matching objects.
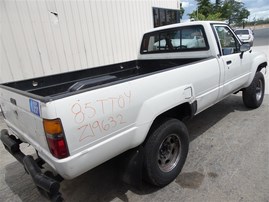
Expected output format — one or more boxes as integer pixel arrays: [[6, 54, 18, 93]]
[[144, 21, 227, 34]]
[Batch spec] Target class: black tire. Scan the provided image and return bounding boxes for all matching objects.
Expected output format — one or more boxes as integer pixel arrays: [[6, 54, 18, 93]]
[[242, 71, 265, 109], [143, 118, 189, 187]]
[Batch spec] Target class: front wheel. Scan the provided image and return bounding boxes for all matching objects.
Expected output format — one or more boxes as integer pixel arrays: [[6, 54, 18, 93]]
[[242, 71, 265, 109], [143, 118, 189, 187]]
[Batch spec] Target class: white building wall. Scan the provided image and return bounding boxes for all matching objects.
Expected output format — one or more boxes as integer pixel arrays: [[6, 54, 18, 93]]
[[0, 0, 179, 83]]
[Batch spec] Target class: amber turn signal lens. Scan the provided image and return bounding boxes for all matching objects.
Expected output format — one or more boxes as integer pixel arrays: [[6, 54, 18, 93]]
[[43, 118, 63, 134]]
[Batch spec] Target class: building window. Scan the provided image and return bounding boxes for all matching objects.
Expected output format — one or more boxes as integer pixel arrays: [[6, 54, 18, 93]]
[[153, 7, 180, 28]]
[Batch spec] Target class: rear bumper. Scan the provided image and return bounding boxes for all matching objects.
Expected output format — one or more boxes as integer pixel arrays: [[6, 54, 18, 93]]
[[0, 129, 63, 201]]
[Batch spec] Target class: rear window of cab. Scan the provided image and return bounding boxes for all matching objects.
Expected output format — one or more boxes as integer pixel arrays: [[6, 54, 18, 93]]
[[140, 25, 209, 54]]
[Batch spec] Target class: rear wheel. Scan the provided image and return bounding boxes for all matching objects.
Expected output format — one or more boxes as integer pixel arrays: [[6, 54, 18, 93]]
[[143, 118, 189, 187], [242, 71, 265, 109]]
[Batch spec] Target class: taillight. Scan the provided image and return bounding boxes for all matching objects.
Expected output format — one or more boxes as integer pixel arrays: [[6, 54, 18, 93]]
[[43, 118, 69, 159]]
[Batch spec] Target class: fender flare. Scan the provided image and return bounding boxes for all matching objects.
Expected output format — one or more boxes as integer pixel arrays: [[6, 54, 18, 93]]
[[131, 84, 196, 147], [244, 52, 267, 88]]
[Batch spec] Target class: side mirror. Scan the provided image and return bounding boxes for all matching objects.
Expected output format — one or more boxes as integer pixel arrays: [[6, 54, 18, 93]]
[[240, 43, 251, 59], [240, 43, 251, 52]]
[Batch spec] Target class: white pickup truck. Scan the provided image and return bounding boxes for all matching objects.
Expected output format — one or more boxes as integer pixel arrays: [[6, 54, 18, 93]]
[[0, 21, 267, 201]]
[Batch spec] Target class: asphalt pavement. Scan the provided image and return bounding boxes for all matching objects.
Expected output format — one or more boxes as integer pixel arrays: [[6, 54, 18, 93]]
[[253, 28, 269, 47]]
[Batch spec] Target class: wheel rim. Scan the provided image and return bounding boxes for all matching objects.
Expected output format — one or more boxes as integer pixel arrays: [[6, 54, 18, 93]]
[[158, 134, 181, 172], [256, 79, 263, 101]]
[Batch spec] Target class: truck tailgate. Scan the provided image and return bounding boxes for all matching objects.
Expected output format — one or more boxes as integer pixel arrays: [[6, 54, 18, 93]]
[[0, 88, 48, 152]]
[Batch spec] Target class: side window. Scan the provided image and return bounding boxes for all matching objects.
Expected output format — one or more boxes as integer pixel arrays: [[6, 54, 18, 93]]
[[141, 25, 208, 54], [214, 26, 240, 55]]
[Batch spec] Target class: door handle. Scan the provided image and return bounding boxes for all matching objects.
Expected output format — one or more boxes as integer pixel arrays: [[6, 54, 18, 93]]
[[226, 60, 232, 65]]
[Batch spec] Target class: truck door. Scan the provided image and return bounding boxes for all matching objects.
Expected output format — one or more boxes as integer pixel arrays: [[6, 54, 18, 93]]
[[213, 25, 252, 98]]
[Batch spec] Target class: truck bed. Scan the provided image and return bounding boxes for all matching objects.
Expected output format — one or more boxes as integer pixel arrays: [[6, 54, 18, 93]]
[[1, 58, 204, 101]]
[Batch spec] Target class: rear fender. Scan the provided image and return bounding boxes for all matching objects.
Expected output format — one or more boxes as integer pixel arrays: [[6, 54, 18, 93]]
[[132, 85, 195, 146]]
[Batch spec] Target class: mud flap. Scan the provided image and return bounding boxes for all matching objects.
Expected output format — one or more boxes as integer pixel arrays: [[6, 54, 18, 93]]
[[120, 146, 144, 189]]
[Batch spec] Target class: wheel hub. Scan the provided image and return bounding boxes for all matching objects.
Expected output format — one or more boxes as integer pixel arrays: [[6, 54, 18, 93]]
[[158, 134, 181, 172], [256, 79, 263, 101]]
